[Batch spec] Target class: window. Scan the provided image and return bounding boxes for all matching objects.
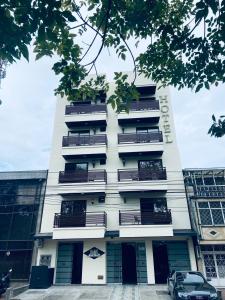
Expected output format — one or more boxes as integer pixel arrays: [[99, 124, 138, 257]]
[[68, 130, 90, 136], [203, 175, 214, 185], [65, 163, 88, 172], [176, 272, 205, 284], [136, 127, 159, 133], [202, 245, 225, 279], [198, 201, 225, 225], [215, 175, 225, 185]]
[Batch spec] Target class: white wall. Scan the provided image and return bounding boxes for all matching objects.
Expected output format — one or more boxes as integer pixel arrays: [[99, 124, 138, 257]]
[[36, 240, 58, 268], [82, 240, 106, 284]]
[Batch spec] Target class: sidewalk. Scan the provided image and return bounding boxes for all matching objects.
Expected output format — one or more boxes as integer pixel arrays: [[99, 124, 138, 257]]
[[10, 285, 170, 300]]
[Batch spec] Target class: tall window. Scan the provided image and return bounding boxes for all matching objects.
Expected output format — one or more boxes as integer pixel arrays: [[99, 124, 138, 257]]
[[198, 201, 225, 225]]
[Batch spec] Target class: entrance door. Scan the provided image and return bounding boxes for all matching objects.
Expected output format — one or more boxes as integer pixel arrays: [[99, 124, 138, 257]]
[[122, 243, 137, 284], [138, 160, 162, 180], [61, 200, 86, 227], [71, 242, 83, 284], [153, 242, 170, 284]]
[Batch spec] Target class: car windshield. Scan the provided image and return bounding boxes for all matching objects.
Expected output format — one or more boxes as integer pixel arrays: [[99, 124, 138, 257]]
[[176, 273, 205, 285]]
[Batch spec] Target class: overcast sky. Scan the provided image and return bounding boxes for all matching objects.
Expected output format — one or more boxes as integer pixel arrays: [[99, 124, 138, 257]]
[[0, 47, 224, 172]]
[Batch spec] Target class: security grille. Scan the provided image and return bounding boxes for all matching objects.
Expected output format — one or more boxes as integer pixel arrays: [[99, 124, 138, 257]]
[[202, 245, 225, 279], [198, 201, 225, 225]]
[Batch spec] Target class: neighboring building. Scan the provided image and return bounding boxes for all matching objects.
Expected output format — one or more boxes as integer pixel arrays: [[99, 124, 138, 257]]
[[36, 73, 196, 285], [0, 170, 47, 280], [184, 168, 225, 287]]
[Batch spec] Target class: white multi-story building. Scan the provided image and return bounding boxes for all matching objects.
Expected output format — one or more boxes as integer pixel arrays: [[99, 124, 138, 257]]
[[36, 73, 197, 285]]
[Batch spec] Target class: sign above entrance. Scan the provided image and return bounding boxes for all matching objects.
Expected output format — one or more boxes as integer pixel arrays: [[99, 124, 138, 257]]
[[84, 247, 104, 259]]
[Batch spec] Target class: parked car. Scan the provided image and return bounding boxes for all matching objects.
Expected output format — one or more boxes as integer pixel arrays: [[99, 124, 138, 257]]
[[168, 271, 218, 300], [0, 269, 12, 295]]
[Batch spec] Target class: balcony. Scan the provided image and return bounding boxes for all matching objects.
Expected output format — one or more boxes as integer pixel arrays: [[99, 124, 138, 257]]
[[62, 135, 107, 159], [117, 168, 167, 192], [119, 209, 173, 237], [65, 104, 107, 127], [118, 132, 163, 157], [118, 100, 160, 125], [58, 170, 107, 194], [53, 212, 107, 239]]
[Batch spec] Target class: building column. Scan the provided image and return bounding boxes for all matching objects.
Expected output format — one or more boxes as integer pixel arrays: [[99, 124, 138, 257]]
[[146, 239, 155, 284], [188, 238, 197, 271]]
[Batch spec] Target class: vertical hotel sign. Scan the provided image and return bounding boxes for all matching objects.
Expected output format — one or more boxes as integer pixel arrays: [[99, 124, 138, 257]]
[[159, 95, 173, 143]]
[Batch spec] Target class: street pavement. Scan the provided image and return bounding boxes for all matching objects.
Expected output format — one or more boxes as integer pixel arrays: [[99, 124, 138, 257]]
[[11, 285, 171, 300]]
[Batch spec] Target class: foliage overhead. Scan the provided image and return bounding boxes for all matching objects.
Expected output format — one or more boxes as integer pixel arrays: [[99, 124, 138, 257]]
[[0, 0, 225, 136]]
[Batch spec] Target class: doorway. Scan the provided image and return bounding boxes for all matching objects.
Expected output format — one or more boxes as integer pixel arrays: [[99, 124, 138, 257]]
[[153, 242, 170, 284], [122, 243, 137, 284], [65, 162, 88, 182], [138, 160, 163, 180], [71, 242, 83, 284], [61, 200, 86, 227]]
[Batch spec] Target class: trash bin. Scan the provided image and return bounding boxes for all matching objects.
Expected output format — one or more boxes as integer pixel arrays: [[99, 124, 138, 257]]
[[29, 266, 54, 289]]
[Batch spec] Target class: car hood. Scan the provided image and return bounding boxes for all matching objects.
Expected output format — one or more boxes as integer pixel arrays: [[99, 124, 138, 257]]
[[177, 283, 216, 295]]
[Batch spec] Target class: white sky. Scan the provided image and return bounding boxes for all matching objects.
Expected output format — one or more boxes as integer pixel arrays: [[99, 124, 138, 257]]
[[0, 45, 224, 171]]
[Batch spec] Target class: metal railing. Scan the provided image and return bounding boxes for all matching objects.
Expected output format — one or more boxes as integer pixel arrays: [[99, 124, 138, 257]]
[[65, 104, 107, 115], [118, 168, 167, 181], [119, 209, 172, 225], [59, 170, 107, 183], [124, 100, 159, 111], [194, 185, 225, 198], [62, 134, 107, 147], [118, 131, 163, 144], [54, 211, 107, 228]]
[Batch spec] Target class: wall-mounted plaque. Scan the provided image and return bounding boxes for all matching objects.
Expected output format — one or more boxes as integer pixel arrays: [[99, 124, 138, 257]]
[[84, 247, 104, 259], [39, 255, 52, 267]]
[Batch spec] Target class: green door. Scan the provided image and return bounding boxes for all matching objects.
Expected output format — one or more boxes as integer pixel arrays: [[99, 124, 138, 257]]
[[55, 243, 73, 284], [136, 242, 148, 283], [167, 241, 191, 272], [107, 243, 122, 283]]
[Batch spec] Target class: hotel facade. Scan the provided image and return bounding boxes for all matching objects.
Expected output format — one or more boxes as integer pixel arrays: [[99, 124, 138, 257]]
[[36, 73, 197, 285]]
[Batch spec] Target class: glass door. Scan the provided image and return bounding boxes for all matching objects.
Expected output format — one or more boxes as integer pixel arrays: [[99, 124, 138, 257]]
[[138, 160, 162, 180], [61, 200, 87, 227], [65, 163, 88, 182]]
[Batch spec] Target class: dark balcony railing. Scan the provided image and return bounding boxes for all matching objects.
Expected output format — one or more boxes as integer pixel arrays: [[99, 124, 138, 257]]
[[59, 170, 107, 183], [119, 209, 172, 225], [126, 100, 159, 111], [118, 168, 167, 181], [194, 185, 225, 198], [118, 131, 163, 144], [63, 134, 107, 147], [54, 211, 107, 228], [65, 104, 107, 115]]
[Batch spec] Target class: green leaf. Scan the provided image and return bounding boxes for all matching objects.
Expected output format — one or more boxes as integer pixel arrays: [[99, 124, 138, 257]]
[[195, 83, 203, 92], [20, 44, 29, 61]]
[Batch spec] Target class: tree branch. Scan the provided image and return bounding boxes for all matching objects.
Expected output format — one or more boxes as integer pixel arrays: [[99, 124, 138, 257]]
[[75, 11, 103, 38], [119, 32, 137, 83], [83, 0, 112, 67]]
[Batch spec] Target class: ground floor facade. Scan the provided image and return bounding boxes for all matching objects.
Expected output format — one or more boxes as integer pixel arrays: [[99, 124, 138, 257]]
[[36, 237, 196, 285], [197, 244, 225, 287]]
